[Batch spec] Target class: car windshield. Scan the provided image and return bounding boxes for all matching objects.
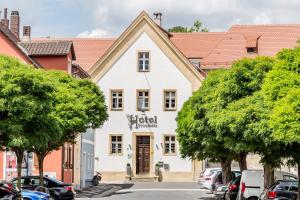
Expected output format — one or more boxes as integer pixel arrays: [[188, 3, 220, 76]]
[[45, 177, 64, 185]]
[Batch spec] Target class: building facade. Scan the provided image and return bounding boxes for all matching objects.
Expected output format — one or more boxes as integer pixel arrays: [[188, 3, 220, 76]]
[[88, 12, 204, 182]]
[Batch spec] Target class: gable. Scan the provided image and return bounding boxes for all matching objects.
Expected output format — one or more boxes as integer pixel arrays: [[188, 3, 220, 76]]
[[89, 12, 204, 91]]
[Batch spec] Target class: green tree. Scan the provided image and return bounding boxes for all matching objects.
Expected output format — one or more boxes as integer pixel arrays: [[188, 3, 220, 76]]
[[168, 19, 209, 33], [177, 69, 237, 184], [0, 55, 58, 187], [262, 46, 300, 198], [31, 71, 108, 185], [0, 55, 108, 186]]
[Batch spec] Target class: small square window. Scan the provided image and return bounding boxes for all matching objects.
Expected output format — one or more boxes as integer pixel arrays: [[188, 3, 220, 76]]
[[138, 52, 150, 72], [247, 47, 257, 53]]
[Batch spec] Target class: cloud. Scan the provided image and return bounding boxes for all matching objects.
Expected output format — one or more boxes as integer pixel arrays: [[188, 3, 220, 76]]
[[1, 0, 300, 37], [77, 29, 109, 38], [253, 12, 273, 24]]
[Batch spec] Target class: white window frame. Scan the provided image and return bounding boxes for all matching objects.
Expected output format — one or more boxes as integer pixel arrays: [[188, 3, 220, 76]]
[[137, 90, 150, 111], [109, 135, 123, 155], [138, 51, 150, 72], [110, 90, 123, 111], [164, 90, 177, 111], [164, 135, 176, 155]]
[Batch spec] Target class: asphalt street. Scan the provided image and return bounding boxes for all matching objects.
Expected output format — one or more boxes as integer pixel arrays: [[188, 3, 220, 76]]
[[77, 182, 217, 200]]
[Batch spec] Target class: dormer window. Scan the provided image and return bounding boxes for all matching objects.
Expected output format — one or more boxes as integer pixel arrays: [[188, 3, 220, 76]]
[[247, 47, 257, 53], [138, 51, 150, 72]]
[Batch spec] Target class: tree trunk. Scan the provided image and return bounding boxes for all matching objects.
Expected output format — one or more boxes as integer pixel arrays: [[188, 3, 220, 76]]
[[263, 164, 275, 189], [37, 153, 45, 186], [15, 150, 24, 189], [237, 152, 248, 172], [220, 158, 232, 184], [297, 164, 300, 200]]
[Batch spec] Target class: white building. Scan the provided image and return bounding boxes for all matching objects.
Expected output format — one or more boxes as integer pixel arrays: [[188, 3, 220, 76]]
[[89, 12, 205, 182]]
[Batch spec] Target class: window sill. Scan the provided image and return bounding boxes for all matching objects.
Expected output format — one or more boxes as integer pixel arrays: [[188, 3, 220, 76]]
[[138, 70, 150, 72], [164, 108, 177, 111], [110, 108, 123, 111], [163, 153, 177, 156], [109, 153, 123, 156]]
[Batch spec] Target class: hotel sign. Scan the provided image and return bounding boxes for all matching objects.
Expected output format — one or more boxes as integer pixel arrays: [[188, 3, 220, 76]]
[[126, 114, 158, 130]]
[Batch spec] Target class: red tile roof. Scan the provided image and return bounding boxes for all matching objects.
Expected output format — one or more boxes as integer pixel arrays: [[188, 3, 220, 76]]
[[32, 24, 300, 72], [71, 38, 115, 71], [33, 38, 116, 71], [201, 25, 300, 69], [170, 32, 225, 58], [0, 24, 41, 68], [19, 41, 75, 58]]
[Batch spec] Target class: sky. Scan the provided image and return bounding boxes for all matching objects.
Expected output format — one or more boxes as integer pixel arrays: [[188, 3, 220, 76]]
[[0, 0, 299, 38]]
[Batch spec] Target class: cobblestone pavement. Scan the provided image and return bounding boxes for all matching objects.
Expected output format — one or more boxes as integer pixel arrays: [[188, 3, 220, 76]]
[[76, 183, 134, 198], [76, 182, 220, 200]]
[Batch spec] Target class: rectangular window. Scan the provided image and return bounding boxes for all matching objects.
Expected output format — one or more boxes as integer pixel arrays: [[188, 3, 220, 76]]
[[110, 135, 122, 155], [164, 90, 176, 110], [137, 90, 150, 111], [138, 51, 150, 72], [111, 90, 123, 110], [164, 136, 176, 155]]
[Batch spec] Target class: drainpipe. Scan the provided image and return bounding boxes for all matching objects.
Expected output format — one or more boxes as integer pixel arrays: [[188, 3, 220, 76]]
[[80, 132, 83, 188]]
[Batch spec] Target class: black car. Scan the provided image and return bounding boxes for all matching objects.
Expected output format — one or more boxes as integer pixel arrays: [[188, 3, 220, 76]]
[[11, 176, 75, 200], [260, 180, 298, 200], [225, 175, 241, 200], [0, 180, 22, 200]]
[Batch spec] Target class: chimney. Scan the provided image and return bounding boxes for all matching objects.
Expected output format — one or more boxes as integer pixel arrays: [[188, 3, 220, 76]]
[[153, 12, 162, 27], [22, 26, 31, 41], [10, 11, 20, 38], [1, 8, 9, 29]]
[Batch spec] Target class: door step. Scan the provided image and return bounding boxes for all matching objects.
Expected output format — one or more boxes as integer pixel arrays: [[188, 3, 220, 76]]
[[131, 176, 159, 182]]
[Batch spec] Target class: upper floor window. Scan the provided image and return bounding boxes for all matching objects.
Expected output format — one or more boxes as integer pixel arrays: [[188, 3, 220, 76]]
[[138, 51, 150, 72], [137, 90, 150, 111], [111, 90, 123, 110], [164, 90, 177, 111]]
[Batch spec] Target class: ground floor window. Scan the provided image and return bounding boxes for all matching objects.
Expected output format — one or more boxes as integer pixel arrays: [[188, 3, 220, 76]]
[[109, 135, 123, 155], [164, 135, 176, 155]]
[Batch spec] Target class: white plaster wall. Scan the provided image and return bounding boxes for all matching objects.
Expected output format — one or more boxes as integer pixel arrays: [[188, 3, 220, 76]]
[[95, 32, 193, 173]]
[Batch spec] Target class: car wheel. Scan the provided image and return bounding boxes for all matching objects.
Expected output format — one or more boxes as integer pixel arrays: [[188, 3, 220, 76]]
[[223, 191, 227, 200], [247, 197, 258, 200]]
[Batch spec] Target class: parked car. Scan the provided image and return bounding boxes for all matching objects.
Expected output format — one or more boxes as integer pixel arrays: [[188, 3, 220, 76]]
[[237, 170, 298, 200], [11, 176, 75, 200], [212, 170, 241, 193], [202, 169, 222, 191], [259, 180, 298, 200], [198, 168, 221, 185], [225, 175, 241, 200], [0, 180, 22, 200], [204, 169, 241, 193], [22, 190, 50, 200]]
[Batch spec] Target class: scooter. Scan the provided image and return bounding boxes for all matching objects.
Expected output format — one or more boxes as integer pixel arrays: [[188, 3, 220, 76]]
[[92, 171, 102, 186]]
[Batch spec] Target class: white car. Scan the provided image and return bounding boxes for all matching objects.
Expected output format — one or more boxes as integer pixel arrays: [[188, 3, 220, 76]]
[[237, 169, 298, 200], [198, 168, 221, 185]]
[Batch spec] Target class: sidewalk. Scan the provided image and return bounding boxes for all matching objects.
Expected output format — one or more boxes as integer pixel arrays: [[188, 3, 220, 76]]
[[76, 183, 134, 198]]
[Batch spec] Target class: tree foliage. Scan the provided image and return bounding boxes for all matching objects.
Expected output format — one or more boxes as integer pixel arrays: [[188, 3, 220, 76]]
[[168, 20, 209, 33], [0, 55, 108, 186]]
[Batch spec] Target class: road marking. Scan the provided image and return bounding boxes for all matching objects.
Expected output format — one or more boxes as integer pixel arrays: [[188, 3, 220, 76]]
[[117, 188, 208, 192]]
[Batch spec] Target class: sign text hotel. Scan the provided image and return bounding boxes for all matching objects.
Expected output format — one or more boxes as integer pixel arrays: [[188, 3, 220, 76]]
[[127, 114, 158, 130]]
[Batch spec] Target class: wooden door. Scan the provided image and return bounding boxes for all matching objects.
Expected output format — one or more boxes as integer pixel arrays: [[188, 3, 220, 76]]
[[136, 136, 150, 174], [62, 144, 74, 183]]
